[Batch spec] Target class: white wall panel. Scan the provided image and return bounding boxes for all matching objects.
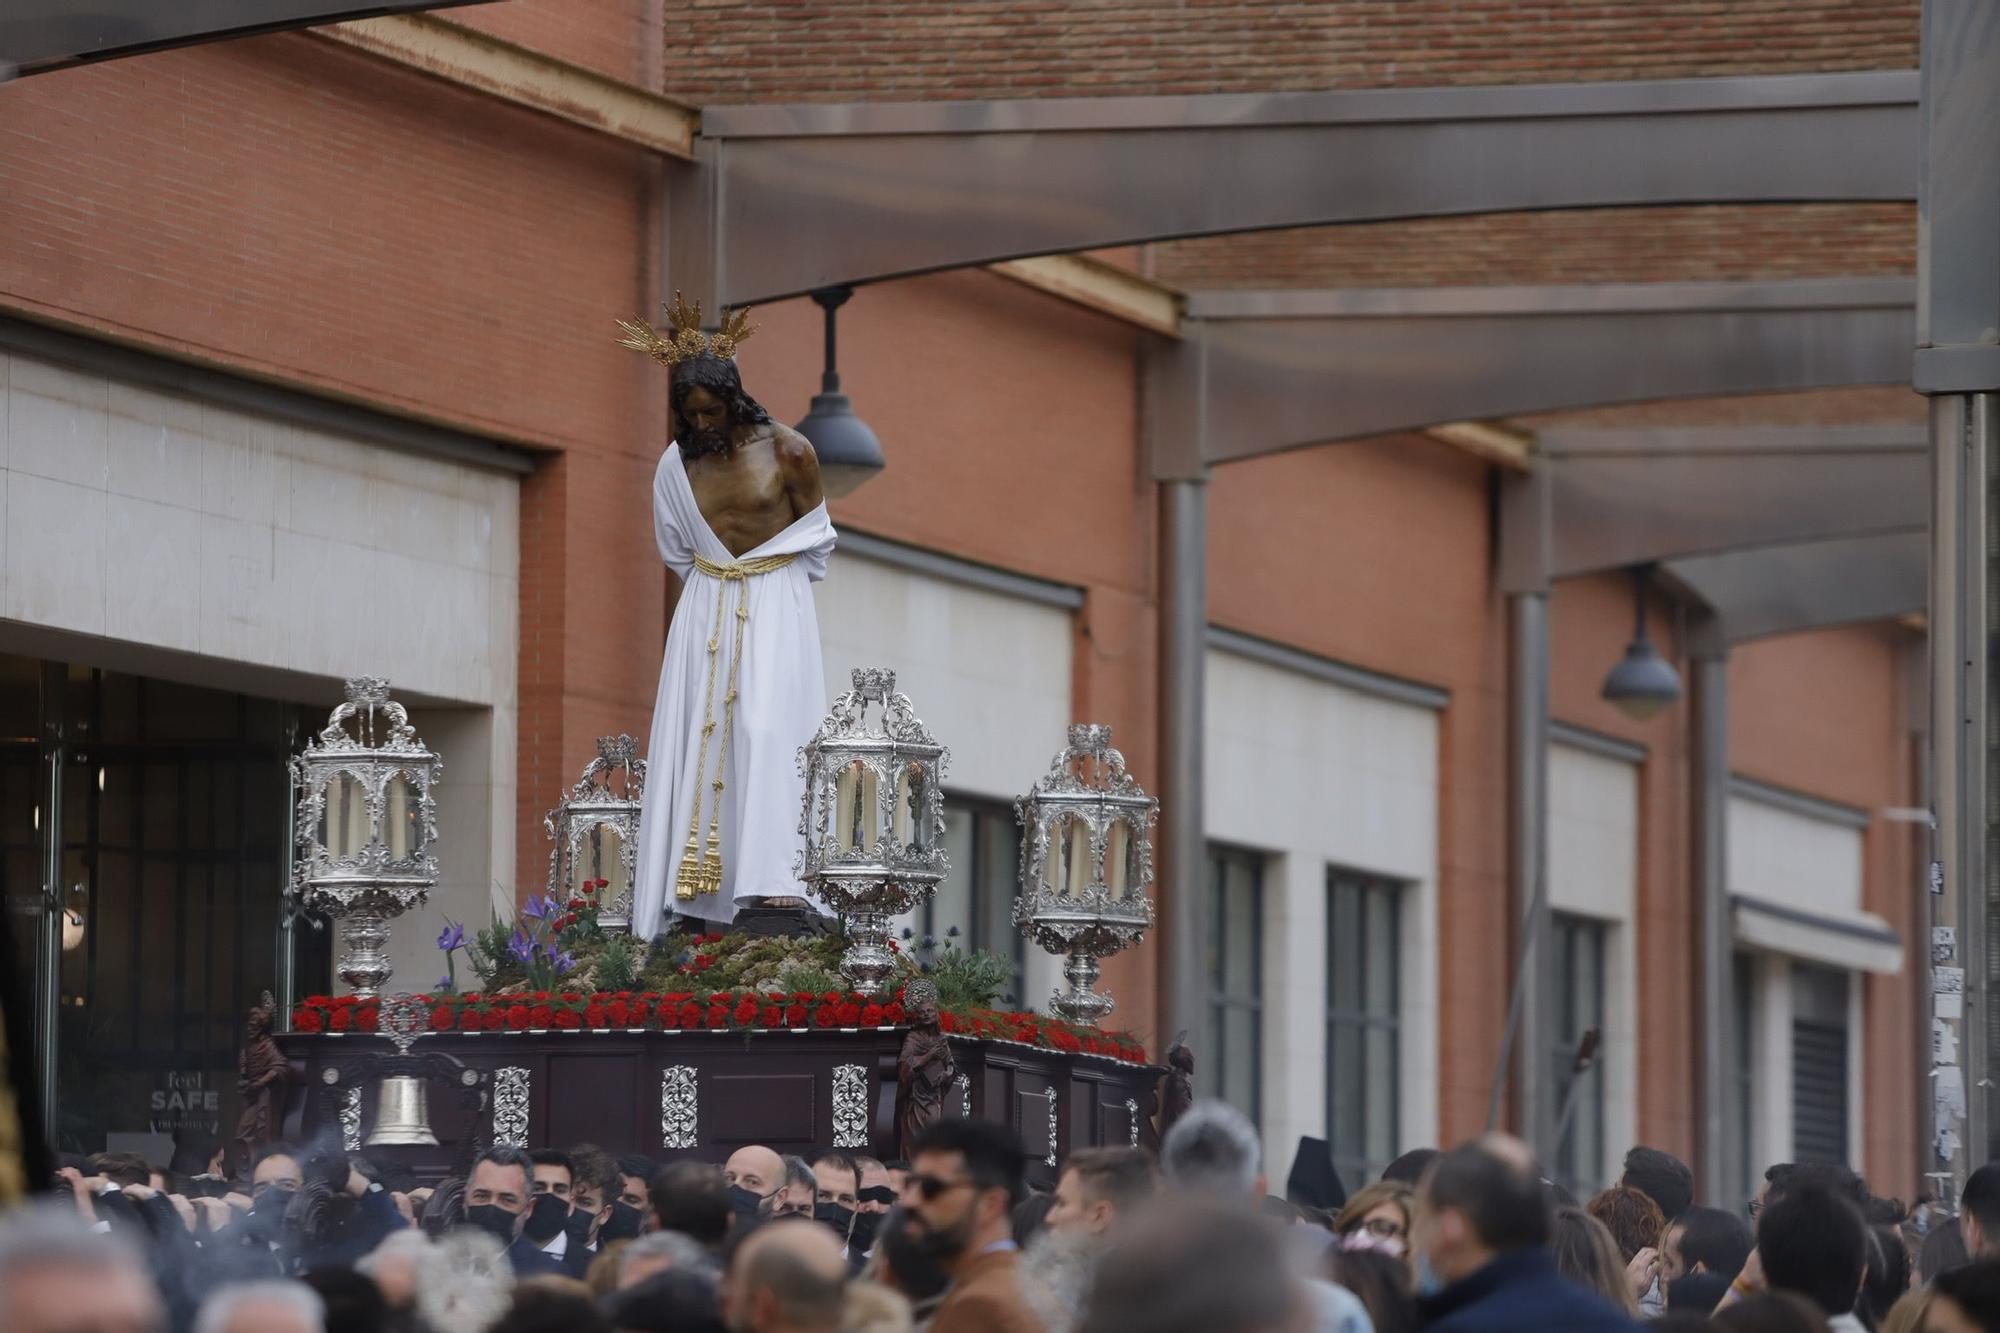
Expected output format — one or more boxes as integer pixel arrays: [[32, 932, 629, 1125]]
[[1205, 646, 1440, 1174]]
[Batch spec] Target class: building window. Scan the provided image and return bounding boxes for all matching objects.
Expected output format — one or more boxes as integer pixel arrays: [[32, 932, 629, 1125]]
[[1730, 952, 1756, 1208], [1326, 870, 1401, 1192], [1791, 963, 1850, 1166], [1203, 845, 1264, 1123], [925, 796, 1026, 1004], [1552, 913, 1609, 1198]]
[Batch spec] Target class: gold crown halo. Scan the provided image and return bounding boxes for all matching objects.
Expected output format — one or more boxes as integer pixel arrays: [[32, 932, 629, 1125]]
[[615, 292, 756, 368]]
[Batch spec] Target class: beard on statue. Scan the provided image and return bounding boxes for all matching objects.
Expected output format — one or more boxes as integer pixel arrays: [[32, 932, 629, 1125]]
[[671, 356, 770, 459]]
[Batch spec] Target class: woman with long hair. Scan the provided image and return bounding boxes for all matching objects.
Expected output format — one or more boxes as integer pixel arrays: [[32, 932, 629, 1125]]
[[1551, 1205, 1639, 1316]]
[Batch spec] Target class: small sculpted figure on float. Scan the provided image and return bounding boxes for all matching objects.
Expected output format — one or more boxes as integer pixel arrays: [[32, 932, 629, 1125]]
[[621, 297, 837, 937], [232, 990, 288, 1180], [897, 980, 956, 1158]]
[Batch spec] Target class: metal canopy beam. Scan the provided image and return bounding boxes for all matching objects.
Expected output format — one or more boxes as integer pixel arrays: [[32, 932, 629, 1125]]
[[1146, 278, 1916, 477], [1498, 423, 1927, 590], [682, 72, 1917, 307], [1668, 530, 1927, 647], [0, 1, 499, 77]]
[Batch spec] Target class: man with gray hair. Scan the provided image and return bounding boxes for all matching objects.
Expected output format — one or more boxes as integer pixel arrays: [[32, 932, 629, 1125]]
[[192, 1280, 325, 1333], [1160, 1100, 1374, 1333], [772, 1155, 818, 1219], [0, 1202, 163, 1333]]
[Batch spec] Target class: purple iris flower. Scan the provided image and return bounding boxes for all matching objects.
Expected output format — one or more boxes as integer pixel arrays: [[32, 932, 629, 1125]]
[[521, 894, 551, 921], [553, 950, 576, 974], [508, 929, 534, 963], [437, 976, 454, 991], [437, 920, 466, 952]]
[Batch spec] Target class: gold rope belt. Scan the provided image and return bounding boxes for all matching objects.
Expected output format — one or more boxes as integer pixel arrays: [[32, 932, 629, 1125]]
[[676, 551, 799, 899]]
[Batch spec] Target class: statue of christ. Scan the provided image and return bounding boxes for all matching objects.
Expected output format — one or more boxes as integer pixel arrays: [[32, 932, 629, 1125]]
[[621, 298, 837, 935]]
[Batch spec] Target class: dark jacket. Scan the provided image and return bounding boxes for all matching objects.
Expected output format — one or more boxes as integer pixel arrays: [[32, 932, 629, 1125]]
[[1420, 1249, 1638, 1333], [507, 1236, 574, 1279]]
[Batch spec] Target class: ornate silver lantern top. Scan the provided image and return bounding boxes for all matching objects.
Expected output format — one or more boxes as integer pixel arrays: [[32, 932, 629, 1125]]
[[1014, 724, 1157, 1025], [797, 668, 950, 991], [292, 678, 442, 998], [544, 734, 646, 933]]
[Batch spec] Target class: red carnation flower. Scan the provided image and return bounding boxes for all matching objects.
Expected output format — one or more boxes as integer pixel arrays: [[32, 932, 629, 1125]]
[[357, 1007, 381, 1034], [506, 1004, 531, 1031], [822, 992, 844, 1006], [482, 1010, 504, 1031], [609, 1001, 631, 1027], [939, 1013, 959, 1034], [584, 1005, 609, 1029], [735, 997, 760, 1025], [815, 1006, 839, 1029], [295, 1009, 324, 1033], [836, 1003, 862, 1027], [785, 1004, 808, 1027], [560, 992, 581, 1004], [555, 1009, 582, 1030], [303, 995, 332, 1008], [458, 1010, 481, 1032], [679, 1002, 703, 1028], [883, 1003, 907, 1026], [761, 1005, 783, 1027], [705, 932, 724, 944], [628, 1002, 650, 1026], [706, 1006, 729, 1029], [430, 1005, 453, 1031], [330, 1007, 352, 1032], [709, 992, 735, 1007], [534, 991, 550, 1002], [861, 1004, 886, 1027], [529, 1005, 555, 1028]]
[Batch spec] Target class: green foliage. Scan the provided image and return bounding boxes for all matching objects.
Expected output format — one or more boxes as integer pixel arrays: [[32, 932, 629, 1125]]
[[773, 962, 846, 997], [472, 919, 519, 988], [594, 932, 641, 993], [925, 944, 1014, 1010]]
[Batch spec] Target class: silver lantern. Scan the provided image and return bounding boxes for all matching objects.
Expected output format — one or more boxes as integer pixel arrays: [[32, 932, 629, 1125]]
[[292, 678, 441, 999], [1014, 725, 1157, 1025], [798, 668, 949, 992], [544, 735, 646, 934]]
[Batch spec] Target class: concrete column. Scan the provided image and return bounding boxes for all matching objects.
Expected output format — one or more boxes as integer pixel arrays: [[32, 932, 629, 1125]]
[[1691, 646, 1733, 1204], [1159, 477, 1209, 1053]]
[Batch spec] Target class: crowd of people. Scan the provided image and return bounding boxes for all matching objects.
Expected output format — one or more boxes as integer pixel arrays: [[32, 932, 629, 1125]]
[[7, 1104, 2000, 1333]]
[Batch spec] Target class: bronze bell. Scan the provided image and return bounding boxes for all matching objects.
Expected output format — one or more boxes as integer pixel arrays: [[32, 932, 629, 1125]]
[[365, 1072, 438, 1146]]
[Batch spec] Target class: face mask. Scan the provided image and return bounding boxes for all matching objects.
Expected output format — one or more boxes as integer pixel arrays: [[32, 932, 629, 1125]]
[[522, 1193, 570, 1243], [564, 1204, 597, 1246], [726, 1184, 767, 1222], [1415, 1250, 1447, 1299], [601, 1199, 645, 1242], [463, 1203, 519, 1243], [814, 1200, 856, 1242], [848, 1207, 883, 1255]]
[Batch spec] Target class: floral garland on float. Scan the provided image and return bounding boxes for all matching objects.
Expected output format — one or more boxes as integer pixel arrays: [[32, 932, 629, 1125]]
[[289, 881, 1149, 1066]]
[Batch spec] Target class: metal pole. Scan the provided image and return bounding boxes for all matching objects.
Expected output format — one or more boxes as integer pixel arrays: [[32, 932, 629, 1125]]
[[34, 666, 63, 1142], [1159, 477, 1208, 1052], [1918, 0, 2000, 1186], [1692, 645, 1733, 1205], [1507, 591, 1554, 1160]]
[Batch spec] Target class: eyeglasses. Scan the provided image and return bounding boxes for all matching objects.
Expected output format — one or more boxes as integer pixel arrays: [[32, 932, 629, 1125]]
[[1360, 1218, 1408, 1241], [905, 1173, 976, 1203]]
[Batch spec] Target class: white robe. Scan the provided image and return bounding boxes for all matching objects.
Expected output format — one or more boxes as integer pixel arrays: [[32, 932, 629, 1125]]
[[632, 443, 837, 934]]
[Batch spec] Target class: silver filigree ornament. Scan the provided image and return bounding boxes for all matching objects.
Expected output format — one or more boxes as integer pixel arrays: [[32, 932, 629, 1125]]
[[1044, 1085, 1059, 1168], [832, 1064, 869, 1148], [1013, 725, 1157, 1025], [493, 1067, 531, 1148], [797, 668, 950, 992], [339, 1086, 362, 1153], [545, 735, 646, 933], [660, 1066, 697, 1150], [292, 678, 442, 999], [1125, 1097, 1141, 1147]]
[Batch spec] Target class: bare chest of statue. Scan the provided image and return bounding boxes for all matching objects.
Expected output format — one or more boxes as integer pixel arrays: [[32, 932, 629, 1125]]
[[685, 429, 796, 557]]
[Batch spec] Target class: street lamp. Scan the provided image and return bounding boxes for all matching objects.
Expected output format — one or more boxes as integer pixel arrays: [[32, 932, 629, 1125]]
[[1601, 565, 1682, 721], [794, 287, 885, 497]]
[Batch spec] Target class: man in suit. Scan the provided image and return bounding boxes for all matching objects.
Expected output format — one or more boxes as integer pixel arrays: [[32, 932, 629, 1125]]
[[902, 1119, 1042, 1333], [1414, 1134, 1635, 1332]]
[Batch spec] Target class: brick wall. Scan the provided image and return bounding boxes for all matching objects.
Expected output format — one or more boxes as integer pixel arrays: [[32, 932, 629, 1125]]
[[662, 0, 1916, 105]]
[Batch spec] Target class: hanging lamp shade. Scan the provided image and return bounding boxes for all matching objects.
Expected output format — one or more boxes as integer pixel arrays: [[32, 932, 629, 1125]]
[[1601, 566, 1682, 721]]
